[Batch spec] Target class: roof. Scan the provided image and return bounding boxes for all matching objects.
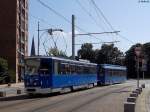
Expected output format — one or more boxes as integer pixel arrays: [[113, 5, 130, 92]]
[[100, 64, 127, 70], [25, 56, 97, 66]]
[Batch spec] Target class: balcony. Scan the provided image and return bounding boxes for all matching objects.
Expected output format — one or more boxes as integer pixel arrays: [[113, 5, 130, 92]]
[[21, 38, 25, 44], [17, 47, 25, 56]]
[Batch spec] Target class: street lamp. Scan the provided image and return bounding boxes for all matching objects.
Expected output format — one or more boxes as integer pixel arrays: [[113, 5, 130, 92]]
[[135, 46, 142, 88], [37, 26, 63, 56], [141, 58, 147, 80]]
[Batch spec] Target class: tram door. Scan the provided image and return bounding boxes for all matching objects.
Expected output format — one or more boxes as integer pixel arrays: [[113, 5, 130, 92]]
[[39, 59, 52, 88], [97, 66, 105, 84]]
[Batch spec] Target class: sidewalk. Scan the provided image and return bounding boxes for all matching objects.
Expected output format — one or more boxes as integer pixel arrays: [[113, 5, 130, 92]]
[[0, 83, 25, 97], [0, 82, 24, 88], [135, 85, 150, 112]]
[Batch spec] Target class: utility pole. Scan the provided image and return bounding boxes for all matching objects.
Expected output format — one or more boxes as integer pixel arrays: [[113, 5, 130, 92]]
[[72, 15, 75, 60], [137, 58, 140, 88], [38, 21, 40, 56], [142, 58, 147, 80], [135, 46, 142, 88]]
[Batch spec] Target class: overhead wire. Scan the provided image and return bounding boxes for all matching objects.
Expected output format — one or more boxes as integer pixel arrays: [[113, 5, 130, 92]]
[[76, 0, 107, 32], [30, 12, 69, 54], [90, 0, 134, 44], [30, 13, 56, 28], [37, 0, 104, 42], [61, 34, 68, 54], [90, 0, 115, 31], [42, 33, 50, 56], [88, 0, 111, 32], [89, 0, 116, 41], [117, 34, 135, 44]]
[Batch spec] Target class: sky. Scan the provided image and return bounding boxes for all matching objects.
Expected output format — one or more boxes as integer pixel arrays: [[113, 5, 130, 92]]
[[29, 0, 150, 56]]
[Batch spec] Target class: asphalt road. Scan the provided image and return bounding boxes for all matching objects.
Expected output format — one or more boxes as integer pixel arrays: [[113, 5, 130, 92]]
[[0, 81, 137, 112]]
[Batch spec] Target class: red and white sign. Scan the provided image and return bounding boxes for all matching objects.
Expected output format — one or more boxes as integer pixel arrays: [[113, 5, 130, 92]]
[[142, 59, 147, 71], [135, 47, 142, 57]]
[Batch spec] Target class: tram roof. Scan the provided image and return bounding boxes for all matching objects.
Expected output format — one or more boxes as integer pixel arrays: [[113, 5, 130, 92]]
[[25, 56, 97, 66], [100, 64, 127, 70]]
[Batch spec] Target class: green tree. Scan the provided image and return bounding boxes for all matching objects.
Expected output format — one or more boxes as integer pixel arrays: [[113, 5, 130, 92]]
[[0, 57, 8, 73], [0, 57, 9, 83], [48, 47, 67, 58], [143, 42, 150, 78], [77, 43, 95, 62], [77, 43, 123, 64], [95, 44, 124, 64], [125, 43, 142, 78]]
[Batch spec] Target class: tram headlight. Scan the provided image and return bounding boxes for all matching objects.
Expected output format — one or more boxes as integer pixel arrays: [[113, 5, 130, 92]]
[[41, 81, 43, 85], [33, 82, 37, 86]]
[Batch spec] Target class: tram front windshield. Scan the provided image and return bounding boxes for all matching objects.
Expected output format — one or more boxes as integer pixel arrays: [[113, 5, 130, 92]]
[[25, 58, 51, 75], [25, 59, 40, 75]]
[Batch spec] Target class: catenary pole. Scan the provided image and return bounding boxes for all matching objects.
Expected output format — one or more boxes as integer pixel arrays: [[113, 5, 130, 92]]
[[72, 15, 75, 59], [38, 21, 40, 56]]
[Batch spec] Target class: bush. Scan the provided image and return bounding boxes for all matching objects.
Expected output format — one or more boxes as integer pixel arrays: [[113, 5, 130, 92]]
[[8, 69, 16, 83], [0, 58, 8, 73], [0, 57, 9, 84]]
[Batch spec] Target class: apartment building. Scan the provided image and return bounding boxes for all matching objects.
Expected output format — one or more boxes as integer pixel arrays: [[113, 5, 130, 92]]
[[0, 0, 28, 82]]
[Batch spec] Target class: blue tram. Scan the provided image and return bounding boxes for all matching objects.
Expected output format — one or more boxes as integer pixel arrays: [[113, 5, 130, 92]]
[[24, 56, 97, 94], [97, 64, 127, 85]]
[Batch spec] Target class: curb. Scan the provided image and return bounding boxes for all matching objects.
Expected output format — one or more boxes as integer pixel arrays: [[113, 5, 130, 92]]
[[0, 83, 24, 88], [145, 90, 150, 112], [0, 89, 25, 98], [124, 84, 148, 112]]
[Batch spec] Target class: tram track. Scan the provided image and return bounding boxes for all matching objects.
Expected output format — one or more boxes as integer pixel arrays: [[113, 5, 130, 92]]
[[0, 95, 42, 110], [68, 86, 132, 112], [0, 83, 134, 112], [25, 85, 133, 112]]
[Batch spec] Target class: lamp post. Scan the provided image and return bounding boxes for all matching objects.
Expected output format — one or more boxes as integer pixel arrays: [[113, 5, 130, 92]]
[[37, 27, 63, 56], [135, 46, 142, 88], [142, 58, 147, 80]]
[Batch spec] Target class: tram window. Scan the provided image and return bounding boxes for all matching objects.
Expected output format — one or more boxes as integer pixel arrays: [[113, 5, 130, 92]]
[[111, 70, 113, 76], [77, 65, 85, 74], [122, 71, 124, 76], [88, 66, 96, 74], [66, 63, 70, 74], [70, 64, 76, 74], [109, 69, 112, 76], [113, 70, 116, 76], [122, 71, 126, 76], [119, 71, 122, 76], [92, 66, 96, 74], [124, 71, 127, 76], [39, 60, 51, 75], [99, 67, 104, 76], [58, 61, 71, 75], [25, 59, 40, 75], [119, 71, 121, 76], [54, 60, 59, 74], [77, 65, 83, 74], [107, 69, 111, 76], [56, 61, 61, 74], [84, 66, 89, 74], [88, 66, 92, 74], [60, 63, 66, 74], [116, 71, 119, 76]]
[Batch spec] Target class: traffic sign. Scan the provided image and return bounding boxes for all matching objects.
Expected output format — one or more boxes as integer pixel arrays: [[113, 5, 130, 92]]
[[135, 46, 142, 57], [142, 59, 147, 71]]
